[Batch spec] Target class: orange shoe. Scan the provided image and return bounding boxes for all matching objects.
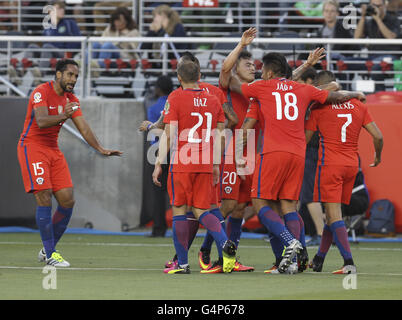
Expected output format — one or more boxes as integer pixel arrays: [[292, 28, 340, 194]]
[[198, 249, 212, 270], [332, 265, 357, 274], [200, 260, 223, 274], [233, 260, 254, 272], [264, 264, 279, 274]]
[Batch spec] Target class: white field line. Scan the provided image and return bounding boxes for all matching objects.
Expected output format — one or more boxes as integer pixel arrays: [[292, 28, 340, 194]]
[[0, 265, 401, 277], [0, 241, 401, 251]]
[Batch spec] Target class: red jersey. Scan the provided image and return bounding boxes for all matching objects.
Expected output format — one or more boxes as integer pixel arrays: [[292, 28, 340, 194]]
[[163, 88, 225, 173], [241, 78, 329, 157], [19, 81, 82, 148], [305, 98, 373, 167]]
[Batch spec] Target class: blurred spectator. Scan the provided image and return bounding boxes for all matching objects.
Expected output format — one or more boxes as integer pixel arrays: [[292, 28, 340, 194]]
[[92, 6, 140, 69], [142, 4, 188, 65], [354, 0, 400, 91], [93, 1, 132, 33], [387, 0, 402, 15], [21, 0, 81, 85], [0, 0, 18, 32], [318, 0, 360, 58], [140, 75, 174, 237]]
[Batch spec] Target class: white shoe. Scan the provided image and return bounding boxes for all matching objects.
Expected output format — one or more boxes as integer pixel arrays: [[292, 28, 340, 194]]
[[46, 251, 70, 267], [278, 239, 303, 273], [38, 248, 46, 262]]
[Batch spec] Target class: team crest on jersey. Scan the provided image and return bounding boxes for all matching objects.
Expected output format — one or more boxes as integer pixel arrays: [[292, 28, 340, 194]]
[[224, 186, 232, 194], [33, 92, 42, 103], [164, 100, 170, 114], [36, 177, 44, 185]]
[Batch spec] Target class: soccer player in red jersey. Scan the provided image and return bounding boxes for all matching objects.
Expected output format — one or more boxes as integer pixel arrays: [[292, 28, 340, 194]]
[[305, 71, 383, 274], [230, 52, 366, 273], [198, 28, 258, 273], [152, 61, 237, 274], [139, 52, 238, 272], [17, 59, 122, 267]]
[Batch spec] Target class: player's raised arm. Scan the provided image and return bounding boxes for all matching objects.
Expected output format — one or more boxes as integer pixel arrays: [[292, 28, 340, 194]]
[[325, 90, 366, 104], [363, 121, 384, 167], [34, 98, 78, 128], [292, 47, 326, 81], [72, 115, 123, 156], [219, 27, 257, 89]]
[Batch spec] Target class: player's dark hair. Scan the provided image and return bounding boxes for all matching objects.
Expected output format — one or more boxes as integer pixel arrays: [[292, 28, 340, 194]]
[[55, 59, 79, 75], [262, 52, 288, 77], [315, 70, 336, 86], [155, 75, 173, 95], [301, 67, 317, 83], [238, 50, 252, 61], [180, 51, 200, 68], [177, 61, 199, 83]]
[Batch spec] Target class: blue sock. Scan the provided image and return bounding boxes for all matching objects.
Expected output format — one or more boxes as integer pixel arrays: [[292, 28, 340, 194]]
[[199, 211, 228, 258], [172, 215, 189, 266], [330, 220, 353, 263], [227, 216, 242, 248], [268, 232, 285, 260], [52, 206, 73, 246], [258, 206, 294, 246], [201, 208, 226, 257], [35, 206, 55, 258]]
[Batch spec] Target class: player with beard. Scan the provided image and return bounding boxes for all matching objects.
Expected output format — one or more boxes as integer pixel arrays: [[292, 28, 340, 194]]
[[17, 59, 122, 267]]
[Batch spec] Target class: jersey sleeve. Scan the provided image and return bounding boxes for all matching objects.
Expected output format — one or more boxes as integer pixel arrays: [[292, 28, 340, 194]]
[[246, 100, 260, 121], [306, 84, 329, 105], [241, 81, 260, 100], [216, 87, 228, 105], [67, 93, 83, 118], [361, 104, 374, 126], [31, 86, 48, 109], [162, 95, 179, 124], [305, 109, 318, 131]]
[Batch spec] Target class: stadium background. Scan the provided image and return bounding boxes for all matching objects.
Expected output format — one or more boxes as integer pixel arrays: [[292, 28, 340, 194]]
[[0, 0, 401, 234]]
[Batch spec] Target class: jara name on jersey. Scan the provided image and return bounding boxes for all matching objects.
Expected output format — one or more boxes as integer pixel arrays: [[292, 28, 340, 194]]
[[275, 82, 293, 91]]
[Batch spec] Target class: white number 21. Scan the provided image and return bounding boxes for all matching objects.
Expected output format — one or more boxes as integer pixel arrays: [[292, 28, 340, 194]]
[[337, 114, 352, 143]]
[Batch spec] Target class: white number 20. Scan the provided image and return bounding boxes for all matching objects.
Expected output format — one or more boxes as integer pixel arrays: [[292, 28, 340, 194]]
[[337, 113, 352, 143]]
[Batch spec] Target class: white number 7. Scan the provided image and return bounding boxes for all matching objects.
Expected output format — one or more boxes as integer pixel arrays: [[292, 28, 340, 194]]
[[337, 114, 352, 143]]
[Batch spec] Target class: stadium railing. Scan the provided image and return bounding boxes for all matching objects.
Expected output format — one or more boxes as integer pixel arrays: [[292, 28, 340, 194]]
[[1, 35, 402, 98]]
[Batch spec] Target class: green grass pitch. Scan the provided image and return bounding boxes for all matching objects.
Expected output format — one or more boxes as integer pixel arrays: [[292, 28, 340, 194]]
[[0, 232, 401, 300]]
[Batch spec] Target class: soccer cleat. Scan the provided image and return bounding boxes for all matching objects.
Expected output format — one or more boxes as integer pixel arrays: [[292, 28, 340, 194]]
[[297, 247, 309, 273], [38, 248, 46, 262], [167, 264, 191, 274], [332, 265, 357, 275], [278, 239, 303, 273], [309, 254, 325, 272], [264, 264, 279, 274], [286, 262, 299, 275], [45, 251, 70, 267], [200, 260, 223, 274], [198, 249, 212, 270], [222, 240, 237, 273], [233, 259, 254, 272], [164, 254, 178, 269]]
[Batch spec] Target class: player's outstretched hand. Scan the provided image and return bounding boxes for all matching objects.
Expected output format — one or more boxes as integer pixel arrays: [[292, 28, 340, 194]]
[[307, 47, 326, 66], [240, 27, 257, 47], [100, 148, 123, 157], [356, 91, 366, 103], [152, 164, 162, 187], [370, 154, 381, 167], [139, 120, 152, 132]]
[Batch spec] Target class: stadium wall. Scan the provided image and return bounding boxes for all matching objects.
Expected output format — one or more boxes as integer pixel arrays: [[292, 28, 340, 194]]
[[0, 97, 145, 231]]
